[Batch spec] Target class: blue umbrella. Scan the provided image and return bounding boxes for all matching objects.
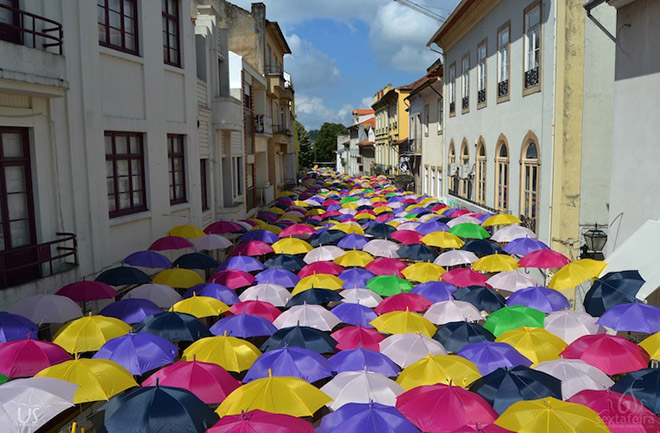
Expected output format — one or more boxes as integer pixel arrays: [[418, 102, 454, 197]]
[[209, 313, 277, 338], [0, 312, 38, 343], [123, 250, 172, 269], [317, 402, 420, 433], [469, 365, 562, 414], [240, 229, 279, 244], [309, 229, 346, 247], [365, 223, 397, 239], [337, 234, 369, 250], [92, 332, 178, 375], [461, 240, 502, 256], [433, 321, 495, 352], [244, 345, 333, 383], [501, 238, 550, 256], [339, 268, 376, 289], [96, 266, 151, 285], [264, 254, 305, 272], [453, 285, 506, 312], [396, 244, 437, 262], [331, 303, 378, 327], [134, 312, 210, 342], [261, 325, 337, 354], [410, 281, 457, 303], [286, 289, 343, 307], [173, 252, 219, 270], [505, 286, 570, 313], [218, 255, 264, 272], [611, 368, 660, 413], [416, 220, 450, 235], [254, 268, 300, 288], [596, 302, 660, 333], [457, 341, 532, 375], [99, 298, 161, 324], [329, 347, 400, 376], [584, 270, 645, 316], [182, 283, 240, 305]]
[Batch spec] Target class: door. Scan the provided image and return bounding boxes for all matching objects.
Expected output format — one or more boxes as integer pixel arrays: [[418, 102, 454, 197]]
[[0, 0, 20, 44], [0, 128, 38, 286]]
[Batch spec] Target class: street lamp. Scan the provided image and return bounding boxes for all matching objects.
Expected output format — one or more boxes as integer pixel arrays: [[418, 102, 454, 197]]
[[582, 223, 607, 259]]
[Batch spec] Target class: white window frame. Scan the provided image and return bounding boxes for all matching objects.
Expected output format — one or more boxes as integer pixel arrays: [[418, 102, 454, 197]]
[[423, 104, 430, 136], [523, 2, 541, 92], [497, 23, 510, 101], [437, 98, 443, 133], [461, 54, 470, 112]]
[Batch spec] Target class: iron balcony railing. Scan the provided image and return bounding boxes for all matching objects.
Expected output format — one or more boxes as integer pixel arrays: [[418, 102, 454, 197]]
[[0, 3, 63, 54], [449, 101, 456, 114], [525, 67, 540, 88], [272, 124, 292, 136], [462, 97, 469, 110], [265, 65, 283, 75], [498, 79, 509, 97], [478, 89, 486, 104]]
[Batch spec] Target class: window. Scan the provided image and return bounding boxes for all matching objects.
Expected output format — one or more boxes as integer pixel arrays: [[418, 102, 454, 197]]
[[200, 159, 209, 211], [105, 131, 146, 217], [459, 141, 471, 199], [448, 141, 458, 195], [477, 40, 487, 107], [437, 99, 443, 133], [449, 63, 456, 116], [495, 139, 509, 211], [168, 134, 186, 205], [424, 166, 429, 195], [431, 168, 436, 197], [497, 23, 510, 100], [98, 0, 138, 55], [521, 137, 540, 232], [233, 156, 243, 198], [162, 0, 180, 67], [423, 104, 430, 136], [476, 140, 486, 204], [524, 2, 541, 91], [461, 55, 470, 113]]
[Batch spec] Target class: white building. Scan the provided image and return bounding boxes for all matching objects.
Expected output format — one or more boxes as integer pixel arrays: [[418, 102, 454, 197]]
[[336, 133, 350, 174]]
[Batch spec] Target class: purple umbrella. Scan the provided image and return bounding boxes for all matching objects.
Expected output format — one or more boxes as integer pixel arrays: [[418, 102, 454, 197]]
[[410, 282, 457, 303], [596, 302, 660, 333], [0, 312, 37, 343], [243, 345, 333, 383], [183, 283, 240, 305], [123, 250, 173, 269], [505, 286, 570, 313], [218, 255, 264, 272], [339, 268, 376, 289], [240, 230, 279, 244], [92, 332, 178, 375], [210, 313, 277, 338], [99, 298, 161, 324], [337, 234, 369, 250], [502, 238, 550, 256], [458, 341, 533, 375], [254, 269, 300, 288], [329, 347, 400, 377], [331, 303, 377, 327]]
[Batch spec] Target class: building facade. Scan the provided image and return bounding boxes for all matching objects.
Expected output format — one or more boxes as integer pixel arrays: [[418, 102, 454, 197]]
[[372, 84, 411, 175]]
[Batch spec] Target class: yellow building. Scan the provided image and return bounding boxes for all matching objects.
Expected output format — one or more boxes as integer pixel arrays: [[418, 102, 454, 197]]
[[372, 84, 411, 175]]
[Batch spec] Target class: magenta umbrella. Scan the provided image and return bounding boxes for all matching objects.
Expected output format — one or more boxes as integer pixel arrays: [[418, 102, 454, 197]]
[[451, 425, 514, 433], [374, 293, 432, 315], [231, 241, 274, 257], [279, 224, 316, 238], [149, 236, 194, 251], [207, 410, 314, 433], [561, 334, 650, 375], [0, 339, 71, 378], [298, 262, 344, 278], [56, 281, 118, 302], [205, 221, 246, 234], [442, 268, 488, 288], [518, 249, 570, 268], [391, 230, 424, 245], [366, 258, 406, 277], [209, 269, 255, 289]]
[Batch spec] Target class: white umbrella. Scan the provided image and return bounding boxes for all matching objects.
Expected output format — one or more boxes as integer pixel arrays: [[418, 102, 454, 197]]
[[320, 370, 404, 410], [9, 295, 82, 324], [356, 199, 373, 207], [123, 284, 182, 308], [273, 303, 341, 331], [423, 300, 482, 325], [339, 208, 357, 215], [535, 358, 614, 399], [284, 210, 305, 219], [418, 213, 437, 222], [379, 333, 447, 368], [235, 221, 254, 231], [447, 216, 481, 227], [363, 240, 400, 258], [486, 270, 540, 292], [304, 199, 321, 207], [396, 222, 421, 231], [491, 225, 537, 242], [192, 234, 232, 250], [544, 310, 605, 344], [304, 246, 345, 264], [0, 377, 78, 433], [434, 250, 479, 267], [389, 202, 404, 209], [340, 289, 383, 308], [239, 284, 291, 307]]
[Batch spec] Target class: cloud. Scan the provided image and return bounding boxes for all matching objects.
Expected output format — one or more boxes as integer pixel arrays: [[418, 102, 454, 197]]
[[296, 94, 352, 129], [361, 96, 374, 108], [229, 0, 384, 25], [286, 34, 341, 91]]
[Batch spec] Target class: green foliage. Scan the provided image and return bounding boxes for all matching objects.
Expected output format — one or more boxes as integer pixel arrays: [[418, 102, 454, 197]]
[[315, 122, 348, 163], [296, 121, 314, 170]]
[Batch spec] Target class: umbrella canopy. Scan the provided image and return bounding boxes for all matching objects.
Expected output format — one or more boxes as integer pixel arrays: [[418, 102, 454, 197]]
[[173, 252, 220, 269], [331, 303, 378, 327], [461, 240, 502, 256], [53, 314, 131, 353], [410, 281, 457, 303], [535, 358, 614, 399], [366, 257, 407, 276], [485, 270, 540, 293], [401, 262, 446, 283], [298, 261, 344, 278], [453, 285, 506, 312], [421, 232, 464, 249], [457, 341, 532, 375], [272, 238, 313, 255], [0, 339, 71, 378], [543, 310, 605, 344], [263, 254, 306, 272], [380, 333, 448, 368], [205, 221, 246, 234], [56, 281, 118, 303], [99, 298, 161, 324], [154, 268, 204, 289], [8, 294, 82, 324], [183, 283, 240, 305], [192, 234, 233, 250], [96, 266, 151, 286], [261, 325, 337, 354], [231, 300, 281, 322], [317, 402, 418, 433], [505, 286, 570, 313], [240, 283, 291, 307], [396, 354, 481, 390], [548, 259, 607, 290], [584, 270, 645, 316], [472, 254, 519, 273], [167, 224, 206, 238], [561, 334, 650, 375], [255, 268, 300, 287], [483, 306, 547, 337], [424, 300, 482, 325], [391, 230, 424, 245], [611, 368, 660, 413], [365, 223, 397, 239], [244, 346, 333, 383], [433, 321, 495, 352], [366, 275, 414, 296], [134, 312, 210, 342], [150, 235, 195, 251], [288, 288, 343, 306], [596, 302, 660, 333], [210, 269, 255, 289], [495, 327, 567, 364], [335, 250, 375, 267], [182, 335, 261, 372], [449, 223, 490, 240], [443, 268, 488, 288], [371, 310, 436, 337], [396, 244, 438, 262], [337, 234, 370, 249], [339, 268, 377, 288], [490, 226, 536, 243], [416, 220, 450, 234], [123, 250, 173, 269], [123, 283, 182, 308], [310, 229, 347, 247], [171, 296, 229, 318], [434, 250, 478, 267], [304, 245, 346, 263], [376, 293, 432, 315], [321, 370, 404, 410], [331, 325, 385, 351], [92, 332, 177, 375], [501, 237, 549, 255], [208, 410, 315, 433], [274, 303, 341, 331], [363, 239, 401, 258], [329, 347, 399, 376], [518, 249, 570, 268], [279, 223, 316, 238], [292, 274, 344, 295], [210, 313, 277, 338], [482, 214, 522, 227]]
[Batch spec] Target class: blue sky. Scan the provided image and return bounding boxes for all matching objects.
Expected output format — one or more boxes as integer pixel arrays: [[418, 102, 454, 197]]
[[232, 0, 461, 129]]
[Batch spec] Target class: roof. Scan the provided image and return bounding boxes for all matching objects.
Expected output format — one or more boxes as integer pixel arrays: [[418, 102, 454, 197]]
[[407, 62, 444, 99], [266, 21, 292, 54], [427, 0, 495, 49], [358, 140, 375, 147], [353, 109, 375, 115], [358, 118, 375, 128]]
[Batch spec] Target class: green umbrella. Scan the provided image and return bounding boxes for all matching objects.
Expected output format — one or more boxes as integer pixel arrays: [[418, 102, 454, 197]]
[[404, 213, 419, 219], [340, 196, 359, 204], [483, 305, 547, 337], [449, 223, 491, 239], [0, 373, 8, 385], [366, 275, 414, 296]]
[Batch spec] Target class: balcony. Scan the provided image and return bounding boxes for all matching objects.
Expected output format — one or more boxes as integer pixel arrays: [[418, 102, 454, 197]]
[[399, 139, 421, 156], [0, 3, 63, 54], [525, 67, 540, 89], [462, 97, 469, 111], [273, 124, 292, 137], [266, 65, 286, 96], [449, 101, 456, 114], [257, 183, 275, 206], [478, 89, 486, 104], [211, 96, 243, 131], [498, 80, 509, 98], [281, 78, 294, 100], [255, 114, 273, 136]]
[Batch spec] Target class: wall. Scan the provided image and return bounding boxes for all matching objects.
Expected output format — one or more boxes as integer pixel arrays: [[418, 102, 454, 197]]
[[420, 83, 445, 197]]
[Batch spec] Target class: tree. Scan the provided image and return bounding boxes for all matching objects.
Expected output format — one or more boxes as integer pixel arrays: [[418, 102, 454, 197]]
[[296, 121, 314, 170], [315, 122, 348, 163]]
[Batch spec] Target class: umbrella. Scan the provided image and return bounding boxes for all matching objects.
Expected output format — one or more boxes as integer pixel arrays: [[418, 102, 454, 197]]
[[518, 250, 570, 268], [92, 332, 177, 375], [241, 229, 280, 244], [329, 347, 400, 376], [375, 293, 432, 315], [309, 229, 346, 246], [485, 270, 540, 293], [292, 274, 344, 295], [261, 325, 337, 354], [205, 221, 246, 234], [99, 298, 161, 324], [447, 216, 482, 227], [321, 370, 404, 410], [596, 302, 660, 333], [35, 358, 137, 404], [8, 294, 82, 324], [611, 368, 660, 413], [560, 334, 650, 375], [142, 360, 241, 405], [397, 244, 437, 262], [433, 321, 495, 352], [287, 288, 343, 306], [443, 269, 489, 287], [240, 283, 291, 307], [365, 223, 397, 239], [255, 268, 300, 287], [548, 259, 607, 290], [416, 220, 450, 234], [154, 268, 204, 288], [449, 223, 490, 240], [490, 226, 536, 243], [363, 239, 401, 258], [366, 257, 407, 276], [391, 230, 424, 245], [171, 296, 229, 318], [96, 266, 151, 286], [272, 238, 313, 255], [210, 313, 276, 338], [150, 235, 195, 251], [183, 283, 240, 305], [192, 234, 233, 250], [424, 300, 482, 325], [182, 335, 261, 372], [298, 261, 344, 278], [317, 402, 418, 433], [584, 270, 645, 316], [469, 366, 562, 415], [53, 314, 131, 353], [371, 310, 436, 337], [279, 223, 316, 238], [396, 354, 481, 390], [208, 410, 314, 433], [134, 312, 210, 342], [410, 282, 457, 303], [273, 303, 341, 331], [209, 269, 255, 289], [453, 286, 506, 312], [337, 234, 370, 249], [457, 341, 532, 375], [244, 346, 333, 383], [421, 232, 464, 249], [505, 286, 570, 313], [401, 262, 446, 283], [123, 250, 173, 269], [173, 252, 220, 269], [434, 250, 479, 267], [543, 310, 605, 344], [639, 331, 660, 360], [331, 325, 385, 351], [496, 327, 567, 365], [482, 214, 522, 226], [339, 268, 376, 289], [535, 358, 614, 399], [167, 224, 206, 238], [331, 303, 378, 327], [380, 333, 448, 368], [231, 300, 281, 322], [304, 245, 345, 263], [263, 254, 306, 272], [472, 254, 519, 273], [0, 339, 71, 378], [501, 237, 549, 255], [461, 240, 501, 256], [335, 250, 375, 267], [396, 383, 497, 433], [483, 306, 547, 337], [56, 281, 118, 303], [217, 373, 331, 417], [367, 275, 414, 296], [123, 283, 182, 308]]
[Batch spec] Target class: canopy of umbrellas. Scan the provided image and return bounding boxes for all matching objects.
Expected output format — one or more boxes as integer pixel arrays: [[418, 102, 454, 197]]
[[3, 168, 660, 433]]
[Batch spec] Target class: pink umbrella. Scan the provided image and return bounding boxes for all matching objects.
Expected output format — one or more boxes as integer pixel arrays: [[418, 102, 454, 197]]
[[403, 198, 418, 205], [375, 293, 432, 315], [331, 325, 385, 351], [396, 383, 498, 433], [391, 230, 424, 245], [56, 281, 118, 302], [142, 360, 241, 404], [431, 204, 449, 212], [447, 209, 471, 218], [322, 210, 342, 218], [442, 268, 488, 287], [205, 221, 246, 234], [451, 425, 514, 433], [376, 214, 393, 223], [209, 269, 255, 289], [208, 410, 314, 433], [561, 334, 650, 375], [149, 236, 194, 251], [279, 224, 316, 238], [0, 339, 71, 378], [230, 300, 281, 322], [366, 258, 406, 277], [323, 200, 341, 206], [518, 250, 571, 268], [298, 262, 344, 278], [231, 241, 274, 257]]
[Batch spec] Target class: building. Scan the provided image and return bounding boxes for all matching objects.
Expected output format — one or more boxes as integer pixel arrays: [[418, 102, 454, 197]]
[[336, 113, 375, 176], [353, 108, 375, 125], [336, 133, 350, 174], [372, 84, 412, 175], [428, 0, 616, 258]]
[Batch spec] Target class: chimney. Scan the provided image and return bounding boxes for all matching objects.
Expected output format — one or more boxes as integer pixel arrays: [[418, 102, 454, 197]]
[[251, 3, 266, 21]]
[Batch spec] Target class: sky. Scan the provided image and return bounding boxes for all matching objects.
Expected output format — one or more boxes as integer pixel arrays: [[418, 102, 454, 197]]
[[231, 0, 461, 130]]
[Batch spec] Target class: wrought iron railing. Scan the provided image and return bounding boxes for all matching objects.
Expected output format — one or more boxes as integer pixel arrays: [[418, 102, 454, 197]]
[[449, 101, 456, 114], [265, 65, 283, 75], [0, 3, 63, 54], [498, 80, 509, 97], [478, 89, 486, 104], [273, 124, 292, 136], [525, 67, 539, 88], [462, 97, 469, 110]]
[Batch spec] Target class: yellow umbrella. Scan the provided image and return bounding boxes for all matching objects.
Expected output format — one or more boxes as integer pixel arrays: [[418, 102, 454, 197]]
[[386, 220, 401, 228], [53, 314, 131, 353], [170, 295, 229, 318], [35, 358, 137, 404], [216, 371, 331, 417], [167, 224, 205, 239], [294, 200, 309, 207], [280, 214, 302, 222], [355, 213, 376, 220], [482, 214, 522, 227], [548, 259, 607, 290], [396, 354, 481, 390], [639, 332, 660, 360], [333, 223, 364, 235], [272, 238, 313, 255], [370, 310, 436, 337], [472, 254, 520, 272], [419, 197, 437, 206], [334, 250, 374, 267], [277, 191, 295, 198], [341, 202, 358, 210], [256, 223, 283, 234], [374, 206, 393, 214], [292, 274, 344, 295], [153, 268, 204, 288], [421, 232, 464, 249], [182, 335, 261, 372], [496, 327, 567, 364], [495, 397, 610, 433], [304, 209, 324, 216], [267, 207, 285, 215], [401, 262, 446, 283]]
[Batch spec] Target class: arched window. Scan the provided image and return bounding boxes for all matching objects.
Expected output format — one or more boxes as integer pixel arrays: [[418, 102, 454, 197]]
[[459, 141, 471, 199], [476, 140, 486, 204], [495, 138, 509, 211], [448, 141, 458, 195], [520, 135, 540, 232]]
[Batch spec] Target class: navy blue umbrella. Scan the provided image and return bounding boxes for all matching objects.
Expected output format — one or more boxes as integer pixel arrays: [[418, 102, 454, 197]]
[[469, 365, 562, 414], [396, 244, 437, 262], [286, 288, 343, 307], [584, 270, 645, 316], [461, 240, 502, 256], [173, 252, 219, 270], [453, 285, 506, 312], [432, 321, 495, 352], [99, 385, 218, 433], [309, 229, 346, 246], [96, 266, 151, 285], [611, 368, 660, 413], [134, 312, 210, 342], [261, 325, 337, 354], [263, 254, 306, 272], [365, 223, 397, 239]]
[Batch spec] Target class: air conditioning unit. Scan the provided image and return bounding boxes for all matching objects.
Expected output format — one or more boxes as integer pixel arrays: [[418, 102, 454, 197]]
[[448, 163, 458, 176], [458, 164, 472, 179]]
